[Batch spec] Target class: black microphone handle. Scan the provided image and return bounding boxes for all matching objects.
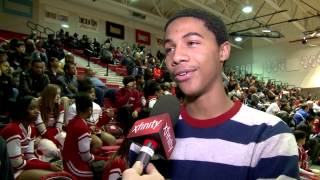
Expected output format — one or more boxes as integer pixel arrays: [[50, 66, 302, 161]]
[[135, 142, 155, 171]]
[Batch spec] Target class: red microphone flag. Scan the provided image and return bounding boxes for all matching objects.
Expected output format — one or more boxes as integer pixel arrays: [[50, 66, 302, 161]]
[[127, 113, 176, 159]]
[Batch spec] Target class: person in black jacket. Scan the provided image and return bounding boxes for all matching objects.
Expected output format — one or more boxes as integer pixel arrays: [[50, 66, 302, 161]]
[[0, 137, 14, 180], [19, 58, 49, 97]]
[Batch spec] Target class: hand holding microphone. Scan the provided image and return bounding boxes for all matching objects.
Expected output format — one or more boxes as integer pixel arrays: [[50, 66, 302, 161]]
[[127, 95, 180, 170], [122, 161, 164, 180]]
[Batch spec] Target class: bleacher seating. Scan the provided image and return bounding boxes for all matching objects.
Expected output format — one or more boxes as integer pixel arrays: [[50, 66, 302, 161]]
[[0, 29, 28, 41]]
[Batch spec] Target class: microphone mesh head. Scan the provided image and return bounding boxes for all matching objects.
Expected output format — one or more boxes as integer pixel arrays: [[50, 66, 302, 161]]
[[150, 95, 180, 126]]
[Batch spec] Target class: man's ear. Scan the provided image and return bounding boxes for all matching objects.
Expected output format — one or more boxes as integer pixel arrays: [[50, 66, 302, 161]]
[[219, 41, 231, 63]]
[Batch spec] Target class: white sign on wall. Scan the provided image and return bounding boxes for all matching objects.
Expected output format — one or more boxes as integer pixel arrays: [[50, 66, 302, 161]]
[[300, 50, 320, 69], [78, 16, 99, 32], [44, 6, 69, 24]]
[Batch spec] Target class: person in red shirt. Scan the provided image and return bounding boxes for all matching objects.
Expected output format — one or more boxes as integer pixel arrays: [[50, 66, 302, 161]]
[[312, 113, 320, 135], [0, 96, 64, 179], [153, 65, 162, 80], [102, 139, 131, 180], [62, 93, 107, 180], [115, 76, 141, 115], [294, 130, 320, 180]]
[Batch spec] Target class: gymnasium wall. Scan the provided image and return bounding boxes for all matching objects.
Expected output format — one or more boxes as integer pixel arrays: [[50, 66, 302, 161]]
[[0, 0, 38, 34], [227, 40, 320, 88], [0, 0, 166, 54]]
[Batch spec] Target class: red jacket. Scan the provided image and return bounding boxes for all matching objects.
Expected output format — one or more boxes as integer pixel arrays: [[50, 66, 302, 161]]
[[115, 88, 141, 112], [153, 67, 162, 79]]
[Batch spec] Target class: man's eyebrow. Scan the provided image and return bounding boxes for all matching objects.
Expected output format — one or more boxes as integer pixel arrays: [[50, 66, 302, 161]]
[[164, 38, 172, 45], [182, 32, 204, 39], [164, 32, 204, 45]]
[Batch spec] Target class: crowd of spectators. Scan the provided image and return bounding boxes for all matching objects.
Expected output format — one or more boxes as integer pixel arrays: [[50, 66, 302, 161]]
[[0, 29, 175, 179], [225, 71, 320, 178]]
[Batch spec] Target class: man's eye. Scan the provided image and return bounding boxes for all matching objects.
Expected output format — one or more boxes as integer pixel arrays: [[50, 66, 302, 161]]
[[165, 47, 174, 54], [187, 41, 199, 46]]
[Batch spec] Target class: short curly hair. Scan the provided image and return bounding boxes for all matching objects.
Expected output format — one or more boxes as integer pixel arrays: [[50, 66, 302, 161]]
[[164, 8, 229, 46]]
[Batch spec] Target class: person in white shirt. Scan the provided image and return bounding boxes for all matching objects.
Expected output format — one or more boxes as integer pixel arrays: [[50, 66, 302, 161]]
[[266, 97, 281, 115], [65, 79, 116, 151]]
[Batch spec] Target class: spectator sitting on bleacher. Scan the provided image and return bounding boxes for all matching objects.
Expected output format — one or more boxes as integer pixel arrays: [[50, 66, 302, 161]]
[[25, 38, 47, 65], [145, 80, 163, 109], [71, 33, 80, 49], [59, 52, 75, 71], [100, 42, 113, 64], [45, 57, 64, 85], [134, 74, 145, 93], [84, 68, 117, 106], [57, 63, 78, 98], [0, 57, 17, 116], [228, 81, 243, 100], [296, 115, 320, 165], [293, 103, 310, 126], [19, 58, 49, 97], [93, 38, 101, 56], [56, 29, 65, 42], [266, 96, 281, 115], [34, 39, 48, 64], [19, 56, 32, 74], [113, 46, 124, 64], [25, 39, 36, 58], [162, 82, 172, 95], [7, 40, 26, 70], [123, 46, 136, 75], [131, 58, 144, 77], [153, 64, 162, 80], [115, 76, 141, 119], [44, 34, 65, 61]]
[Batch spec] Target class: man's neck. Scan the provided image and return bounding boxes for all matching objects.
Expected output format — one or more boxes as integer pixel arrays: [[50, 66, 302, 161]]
[[185, 84, 233, 120], [78, 113, 89, 120]]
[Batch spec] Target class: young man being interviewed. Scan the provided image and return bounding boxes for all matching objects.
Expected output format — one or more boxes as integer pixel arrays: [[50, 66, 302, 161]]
[[124, 8, 299, 180]]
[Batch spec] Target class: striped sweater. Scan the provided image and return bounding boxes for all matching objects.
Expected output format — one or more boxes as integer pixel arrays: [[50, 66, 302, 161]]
[[130, 101, 299, 179]]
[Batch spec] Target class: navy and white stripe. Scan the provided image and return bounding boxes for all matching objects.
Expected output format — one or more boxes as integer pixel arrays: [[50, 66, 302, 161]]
[[129, 103, 299, 179], [169, 104, 299, 179]]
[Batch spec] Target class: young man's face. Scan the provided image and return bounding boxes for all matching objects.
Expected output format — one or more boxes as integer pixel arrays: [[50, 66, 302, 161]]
[[16, 45, 25, 54], [126, 81, 136, 91], [164, 17, 230, 97], [51, 58, 60, 68], [67, 64, 76, 75], [0, 61, 10, 75], [32, 62, 44, 75], [27, 98, 40, 121], [87, 88, 96, 100]]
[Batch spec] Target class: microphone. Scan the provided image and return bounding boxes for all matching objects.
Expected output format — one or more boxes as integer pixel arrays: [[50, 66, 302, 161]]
[[127, 95, 180, 169]]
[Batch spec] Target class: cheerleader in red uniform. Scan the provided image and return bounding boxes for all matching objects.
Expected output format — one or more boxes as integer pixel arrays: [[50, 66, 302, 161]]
[[35, 84, 66, 148], [62, 93, 107, 180], [0, 96, 64, 179]]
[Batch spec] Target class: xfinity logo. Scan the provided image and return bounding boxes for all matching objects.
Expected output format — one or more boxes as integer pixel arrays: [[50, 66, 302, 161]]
[[132, 120, 162, 133], [163, 123, 174, 152]]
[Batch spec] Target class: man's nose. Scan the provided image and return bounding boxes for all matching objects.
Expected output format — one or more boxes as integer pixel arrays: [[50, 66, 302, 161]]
[[172, 45, 189, 66]]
